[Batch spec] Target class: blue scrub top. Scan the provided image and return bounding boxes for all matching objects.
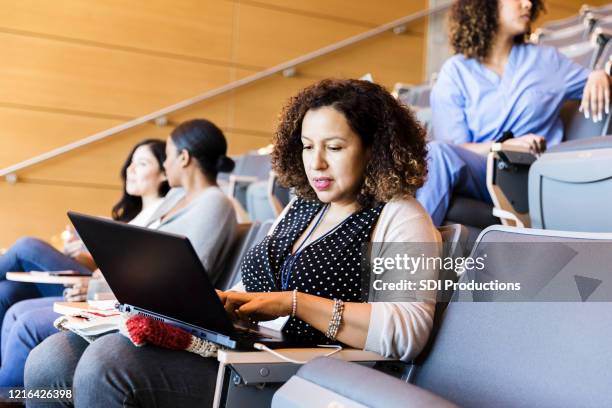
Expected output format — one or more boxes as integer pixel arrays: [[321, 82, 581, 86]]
[[430, 43, 589, 147]]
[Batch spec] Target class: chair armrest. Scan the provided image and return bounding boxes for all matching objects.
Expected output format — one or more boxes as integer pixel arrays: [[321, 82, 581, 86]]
[[218, 347, 389, 365], [217, 348, 392, 386], [272, 356, 458, 408]]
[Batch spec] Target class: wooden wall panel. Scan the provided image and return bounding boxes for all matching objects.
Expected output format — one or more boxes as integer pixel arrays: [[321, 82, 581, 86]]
[[0, 0, 235, 63], [0, 33, 231, 117], [298, 32, 426, 87], [233, 3, 366, 68], [19, 125, 273, 185], [238, 0, 427, 26], [229, 73, 318, 134], [0, 0, 432, 247], [0, 182, 122, 250], [0, 106, 117, 168], [19, 124, 170, 186]]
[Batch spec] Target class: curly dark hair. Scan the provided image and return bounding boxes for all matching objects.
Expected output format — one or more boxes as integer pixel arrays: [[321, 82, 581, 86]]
[[449, 0, 545, 61], [272, 79, 428, 208]]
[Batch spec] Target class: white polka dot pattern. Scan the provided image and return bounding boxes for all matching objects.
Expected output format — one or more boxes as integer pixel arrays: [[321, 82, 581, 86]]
[[240, 198, 384, 344]]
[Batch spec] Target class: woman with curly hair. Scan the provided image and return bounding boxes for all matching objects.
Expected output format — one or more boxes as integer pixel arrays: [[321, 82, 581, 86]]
[[417, 0, 611, 225], [24, 79, 440, 407]]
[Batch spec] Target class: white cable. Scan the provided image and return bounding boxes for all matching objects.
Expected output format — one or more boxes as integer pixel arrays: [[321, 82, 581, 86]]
[[253, 343, 343, 364]]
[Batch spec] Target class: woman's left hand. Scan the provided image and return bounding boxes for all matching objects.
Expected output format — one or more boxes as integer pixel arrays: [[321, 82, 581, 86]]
[[580, 69, 611, 123], [223, 291, 292, 322]]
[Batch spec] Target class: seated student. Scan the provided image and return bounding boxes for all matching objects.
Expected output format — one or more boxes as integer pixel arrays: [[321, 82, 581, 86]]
[[24, 79, 440, 408], [0, 138, 169, 387], [0, 139, 169, 331], [416, 0, 611, 225], [1, 119, 238, 388]]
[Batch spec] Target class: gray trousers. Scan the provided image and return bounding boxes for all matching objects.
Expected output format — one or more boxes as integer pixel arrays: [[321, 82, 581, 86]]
[[24, 332, 218, 407]]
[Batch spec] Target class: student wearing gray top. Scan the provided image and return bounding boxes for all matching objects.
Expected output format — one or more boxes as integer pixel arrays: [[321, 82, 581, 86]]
[[0, 120, 236, 392], [148, 118, 237, 280], [25, 80, 439, 408]]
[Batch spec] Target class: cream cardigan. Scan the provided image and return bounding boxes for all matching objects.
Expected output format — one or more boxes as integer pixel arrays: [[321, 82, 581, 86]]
[[232, 197, 441, 362]]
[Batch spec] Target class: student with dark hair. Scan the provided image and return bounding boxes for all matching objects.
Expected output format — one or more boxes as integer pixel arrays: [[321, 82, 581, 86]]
[[416, 0, 611, 225], [2, 118, 238, 388], [25, 80, 440, 408], [111, 138, 171, 222], [145, 118, 236, 276], [0, 138, 169, 387], [0, 139, 170, 328]]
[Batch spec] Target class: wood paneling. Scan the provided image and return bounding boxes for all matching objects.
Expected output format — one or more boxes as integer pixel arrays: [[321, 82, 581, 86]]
[[0, 0, 235, 63], [0, 0, 432, 246], [233, 3, 367, 68], [0, 33, 231, 117], [0, 106, 118, 168], [0, 182, 121, 250], [238, 0, 427, 26], [298, 31, 426, 87]]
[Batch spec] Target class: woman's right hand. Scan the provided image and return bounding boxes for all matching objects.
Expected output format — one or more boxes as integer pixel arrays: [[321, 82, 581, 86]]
[[503, 134, 546, 155], [580, 69, 611, 123], [216, 289, 227, 305]]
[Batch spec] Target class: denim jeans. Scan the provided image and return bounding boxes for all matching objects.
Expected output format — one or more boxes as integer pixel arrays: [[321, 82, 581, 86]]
[[0, 297, 60, 386], [25, 332, 218, 408], [415, 141, 493, 226], [0, 237, 91, 332]]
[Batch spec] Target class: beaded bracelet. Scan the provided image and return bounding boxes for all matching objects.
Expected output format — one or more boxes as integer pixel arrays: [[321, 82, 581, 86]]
[[325, 299, 344, 340], [291, 289, 298, 318]]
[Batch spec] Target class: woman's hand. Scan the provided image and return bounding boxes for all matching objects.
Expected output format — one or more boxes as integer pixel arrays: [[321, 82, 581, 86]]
[[63, 240, 84, 258], [503, 134, 546, 155], [580, 70, 611, 123], [222, 291, 292, 322]]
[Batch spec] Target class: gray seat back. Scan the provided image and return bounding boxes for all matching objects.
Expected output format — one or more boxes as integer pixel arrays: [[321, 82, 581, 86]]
[[413, 226, 612, 408], [542, 13, 584, 31], [217, 219, 274, 291], [528, 139, 612, 231], [537, 23, 589, 48], [437, 224, 470, 270], [232, 153, 272, 180], [246, 181, 276, 221], [559, 99, 612, 141], [216, 222, 258, 290]]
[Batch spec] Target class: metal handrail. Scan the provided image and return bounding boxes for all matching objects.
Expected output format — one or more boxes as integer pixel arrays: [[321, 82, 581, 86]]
[[0, 3, 451, 180]]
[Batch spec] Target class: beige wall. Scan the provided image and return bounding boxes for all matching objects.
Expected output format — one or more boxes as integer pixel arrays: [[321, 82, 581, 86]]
[[0, 0, 429, 248], [0, 1, 607, 248]]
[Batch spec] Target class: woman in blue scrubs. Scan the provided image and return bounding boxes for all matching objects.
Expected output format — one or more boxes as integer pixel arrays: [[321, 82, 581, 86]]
[[417, 0, 611, 225]]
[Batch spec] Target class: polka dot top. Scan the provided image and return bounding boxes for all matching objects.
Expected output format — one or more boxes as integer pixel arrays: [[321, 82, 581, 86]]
[[241, 197, 384, 345]]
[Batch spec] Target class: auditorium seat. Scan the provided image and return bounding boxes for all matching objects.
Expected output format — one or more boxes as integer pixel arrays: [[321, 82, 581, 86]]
[[274, 226, 612, 408], [216, 222, 266, 290], [535, 22, 592, 48]]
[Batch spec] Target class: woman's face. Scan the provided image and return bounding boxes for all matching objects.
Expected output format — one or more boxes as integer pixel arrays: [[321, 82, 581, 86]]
[[162, 137, 184, 187], [125, 145, 166, 197], [498, 0, 533, 37], [301, 106, 369, 207]]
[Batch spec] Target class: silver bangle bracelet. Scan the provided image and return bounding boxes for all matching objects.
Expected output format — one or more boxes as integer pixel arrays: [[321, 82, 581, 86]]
[[325, 299, 344, 340]]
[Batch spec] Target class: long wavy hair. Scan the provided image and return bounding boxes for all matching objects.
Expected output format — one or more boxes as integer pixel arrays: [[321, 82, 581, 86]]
[[111, 139, 170, 222], [449, 0, 545, 61]]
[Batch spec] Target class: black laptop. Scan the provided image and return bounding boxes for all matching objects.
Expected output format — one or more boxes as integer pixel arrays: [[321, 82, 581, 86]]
[[67, 211, 295, 350]]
